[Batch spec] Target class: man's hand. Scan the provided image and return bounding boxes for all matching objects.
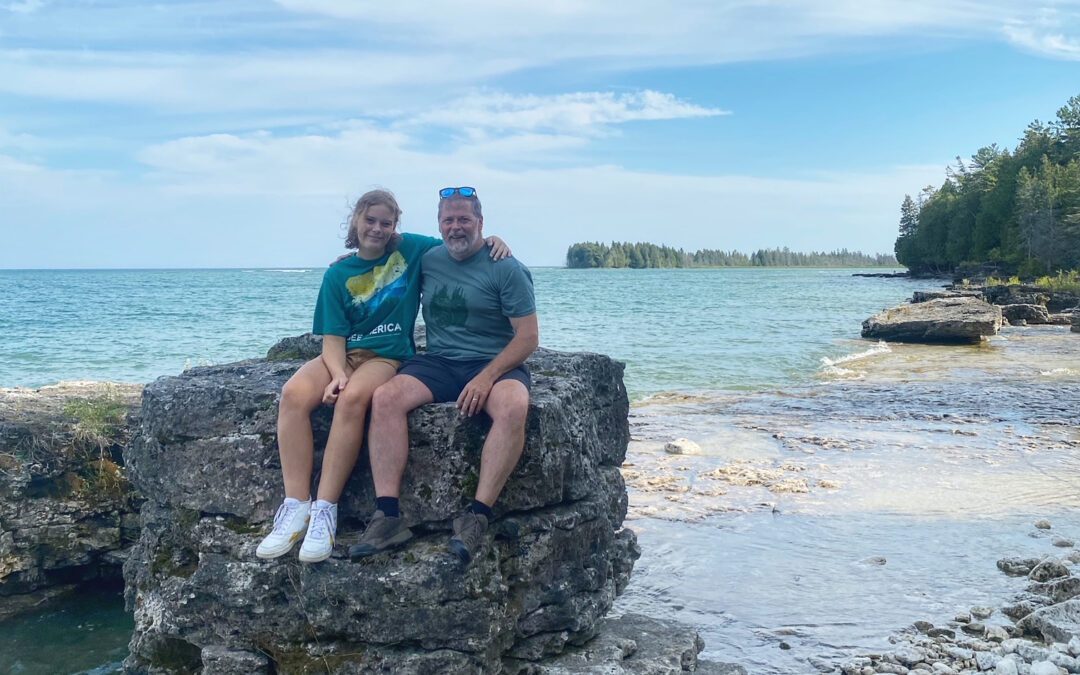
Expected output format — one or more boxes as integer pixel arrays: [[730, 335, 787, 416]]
[[457, 372, 497, 417], [485, 236, 512, 261], [329, 252, 354, 266], [322, 374, 349, 405]]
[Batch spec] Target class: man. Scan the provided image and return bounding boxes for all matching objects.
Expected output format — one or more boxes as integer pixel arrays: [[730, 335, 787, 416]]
[[349, 186, 539, 564]]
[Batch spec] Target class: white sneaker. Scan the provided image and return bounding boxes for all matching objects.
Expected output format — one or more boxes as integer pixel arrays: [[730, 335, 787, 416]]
[[298, 500, 337, 563], [256, 498, 310, 559]]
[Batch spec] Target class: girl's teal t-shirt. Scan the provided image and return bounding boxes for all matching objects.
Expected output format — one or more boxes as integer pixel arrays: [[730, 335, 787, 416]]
[[312, 233, 441, 360]]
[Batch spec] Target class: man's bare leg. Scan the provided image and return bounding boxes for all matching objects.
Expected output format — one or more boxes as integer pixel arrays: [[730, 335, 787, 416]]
[[367, 374, 434, 498], [474, 379, 530, 506]]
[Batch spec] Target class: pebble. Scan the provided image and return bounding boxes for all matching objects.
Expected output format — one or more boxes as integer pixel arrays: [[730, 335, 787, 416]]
[[1052, 536, 1075, 548], [976, 652, 1000, 670], [1069, 637, 1080, 657], [986, 626, 1010, 642], [1036, 520, 1053, 530], [914, 621, 934, 633], [1028, 661, 1059, 675], [928, 628, 956, 640], [895, 646, 928, 667], [663, 438, 701, 455], [962, 622, 986, 636], [994, 658, 1020, 675], [956, 613, 972, 624], [972, 606, 995, 619]]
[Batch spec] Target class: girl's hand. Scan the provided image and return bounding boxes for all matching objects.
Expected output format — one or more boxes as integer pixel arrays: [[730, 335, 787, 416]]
[[485, 235, 512, 261], [322, 375, 349, 405]]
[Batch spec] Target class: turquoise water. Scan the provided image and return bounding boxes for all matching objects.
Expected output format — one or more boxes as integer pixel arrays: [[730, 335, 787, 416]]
[[0, 267, 924, 395]]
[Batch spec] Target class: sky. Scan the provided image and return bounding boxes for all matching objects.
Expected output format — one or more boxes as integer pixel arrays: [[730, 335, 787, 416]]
[[2, 1, 1080, 268]]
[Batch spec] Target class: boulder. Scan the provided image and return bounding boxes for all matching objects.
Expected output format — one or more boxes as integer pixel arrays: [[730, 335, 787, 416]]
[[1018, 599, 1080, 643], [510, 613, 747, 674], [861, 297, 1002, 343], [122, 344, 640, 674], [912, 290, 981, 303], [1001, 304, 1051, 325], [1073, 312, 1080, 334], [0, 382, 142, 620]]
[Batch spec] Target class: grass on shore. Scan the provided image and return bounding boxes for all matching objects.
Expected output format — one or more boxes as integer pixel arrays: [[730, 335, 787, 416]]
[[985, 270, 1080, 293]]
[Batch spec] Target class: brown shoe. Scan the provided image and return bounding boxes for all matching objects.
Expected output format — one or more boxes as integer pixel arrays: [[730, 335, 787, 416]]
[[448, 512, 488, 564], [348, 510, 412, 559]]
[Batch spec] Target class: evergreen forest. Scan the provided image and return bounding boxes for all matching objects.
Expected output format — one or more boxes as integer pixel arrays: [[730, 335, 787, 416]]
[[894, 93, 1080, 276], [565, 241, 897, 269]]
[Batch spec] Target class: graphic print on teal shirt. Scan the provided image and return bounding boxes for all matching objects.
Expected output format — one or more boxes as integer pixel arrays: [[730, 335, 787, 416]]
[[344, 250, 408, 325], [427, 285, 468, 327]]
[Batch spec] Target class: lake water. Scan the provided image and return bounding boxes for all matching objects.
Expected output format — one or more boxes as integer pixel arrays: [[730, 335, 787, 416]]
[[2, 267, 1078, 673]]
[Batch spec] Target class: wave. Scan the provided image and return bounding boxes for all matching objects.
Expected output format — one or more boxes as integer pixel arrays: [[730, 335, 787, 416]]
[[1040, 368, 1080, 377], [820, 340, 891, 368], [263, 269, 311, 273]]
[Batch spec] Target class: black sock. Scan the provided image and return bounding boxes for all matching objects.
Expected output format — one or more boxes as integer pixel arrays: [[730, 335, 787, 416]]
[[376, 497, 399, 518], [471, 499, 494, 519]]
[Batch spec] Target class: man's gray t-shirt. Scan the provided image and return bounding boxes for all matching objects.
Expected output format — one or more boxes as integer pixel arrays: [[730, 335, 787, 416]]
[[420, 245, 535, 360]]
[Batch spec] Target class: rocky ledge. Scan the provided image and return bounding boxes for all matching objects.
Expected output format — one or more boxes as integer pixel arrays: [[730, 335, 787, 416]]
[[120, 339, 671, 674], [861, 297, 1003, 344], [0, 382, 142, 621]]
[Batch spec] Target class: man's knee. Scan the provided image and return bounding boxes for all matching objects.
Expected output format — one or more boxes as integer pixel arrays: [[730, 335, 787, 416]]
[[371, 376, 428, 417], [487, 381, 530, 427]]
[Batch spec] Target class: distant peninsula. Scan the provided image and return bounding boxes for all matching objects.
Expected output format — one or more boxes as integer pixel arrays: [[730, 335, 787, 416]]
[[565, 241, 898, 269]]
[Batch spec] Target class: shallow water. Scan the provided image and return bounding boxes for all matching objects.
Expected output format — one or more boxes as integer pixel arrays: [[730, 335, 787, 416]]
[[616, 325, 1080, 672]]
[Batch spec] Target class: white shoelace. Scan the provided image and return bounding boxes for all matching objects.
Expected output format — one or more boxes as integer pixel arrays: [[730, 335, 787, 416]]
[[272, 502, 299, 533], [307, 505, 336, 542]]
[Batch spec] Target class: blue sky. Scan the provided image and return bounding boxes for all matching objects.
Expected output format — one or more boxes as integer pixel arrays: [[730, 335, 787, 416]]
[[2, 1, 1079, 268]]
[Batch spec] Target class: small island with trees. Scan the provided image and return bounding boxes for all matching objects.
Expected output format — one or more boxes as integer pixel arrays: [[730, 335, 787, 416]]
[[565, 242, 897, 269]]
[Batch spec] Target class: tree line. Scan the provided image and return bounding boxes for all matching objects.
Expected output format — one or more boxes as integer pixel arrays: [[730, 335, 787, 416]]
[[566, 241, 897, 269], [895, 93, 1080, 276]]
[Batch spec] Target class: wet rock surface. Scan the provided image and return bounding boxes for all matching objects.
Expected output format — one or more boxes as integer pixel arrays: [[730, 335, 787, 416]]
[[0, 382, 142, 621], [861, 297, 1002, 343], [120, 340, 726, 673]]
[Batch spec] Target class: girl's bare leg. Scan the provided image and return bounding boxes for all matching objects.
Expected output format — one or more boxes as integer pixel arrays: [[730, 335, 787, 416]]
[[277, 357, 334, 499], [315, 359, 399, 503]]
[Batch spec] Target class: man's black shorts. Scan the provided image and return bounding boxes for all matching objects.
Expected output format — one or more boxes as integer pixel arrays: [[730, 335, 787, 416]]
[[397, 353, 531, 403]]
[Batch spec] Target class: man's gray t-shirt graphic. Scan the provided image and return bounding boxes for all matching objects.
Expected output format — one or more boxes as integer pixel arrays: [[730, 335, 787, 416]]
[[420, 245, 535, 360]]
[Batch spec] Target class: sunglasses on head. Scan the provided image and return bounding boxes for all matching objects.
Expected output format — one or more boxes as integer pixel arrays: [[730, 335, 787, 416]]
[[439, 186, 477, 198]]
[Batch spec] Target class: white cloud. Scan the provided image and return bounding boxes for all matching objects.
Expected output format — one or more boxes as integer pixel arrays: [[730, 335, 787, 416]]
[[0, 126, 944, 268], [407, 91, 728, 135], [1003, 10, 1080, 60]]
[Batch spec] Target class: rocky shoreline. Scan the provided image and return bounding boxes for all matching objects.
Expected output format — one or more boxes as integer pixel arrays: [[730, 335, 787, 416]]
[[861, 282, 1079, 343], [831, 520, 1080, 675]]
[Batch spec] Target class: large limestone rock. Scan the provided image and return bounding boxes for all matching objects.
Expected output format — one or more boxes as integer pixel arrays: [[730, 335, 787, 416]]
[[122, 344, 640, 674], [1001, 303, 1051, 325], [0, 382, 142, 620], [861, 297, 1002, 343]]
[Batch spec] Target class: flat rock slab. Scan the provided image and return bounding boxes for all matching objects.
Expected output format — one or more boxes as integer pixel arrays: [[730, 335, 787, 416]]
[[511, 613, 746, 674], [862, 297, 1002, 343]]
